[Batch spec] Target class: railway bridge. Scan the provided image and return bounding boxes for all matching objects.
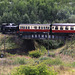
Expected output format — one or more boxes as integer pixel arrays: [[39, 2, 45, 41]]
[[18, 32, 71, 40], [0, 23, 75, 40]]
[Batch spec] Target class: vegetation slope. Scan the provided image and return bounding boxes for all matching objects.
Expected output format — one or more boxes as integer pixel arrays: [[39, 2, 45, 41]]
[[0, 34, 75, 75]]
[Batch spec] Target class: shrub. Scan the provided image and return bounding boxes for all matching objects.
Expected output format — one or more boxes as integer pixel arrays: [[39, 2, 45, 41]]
[[36, 40, 64, 49], [11, 64, 57, 75], [37, 64, 57, 75], [48, 52, 55, 57], [29, 50, 41, 58], [44, 58, 62, 66], [39, 56, 50, 61], [12, 57, 27, 65], [40, 46, 47, 55], [72, 62, 75, 67]]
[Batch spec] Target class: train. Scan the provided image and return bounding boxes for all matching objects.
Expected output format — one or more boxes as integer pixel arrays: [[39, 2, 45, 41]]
[[0, 23, 75, 36], [0, 23, 18, 34], [18, 23, 75, 34]]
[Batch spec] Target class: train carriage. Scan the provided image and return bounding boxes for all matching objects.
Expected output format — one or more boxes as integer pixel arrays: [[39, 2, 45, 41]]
[[52, 23, 75, 33], [19, 23, 75, 34], [19, 24, 50, 33]]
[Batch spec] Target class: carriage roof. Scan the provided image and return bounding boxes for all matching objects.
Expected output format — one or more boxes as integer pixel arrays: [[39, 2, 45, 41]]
[[19, 23, 75, 26]]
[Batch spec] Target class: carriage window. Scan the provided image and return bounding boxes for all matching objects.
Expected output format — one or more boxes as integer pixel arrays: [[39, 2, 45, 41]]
[[31, 26, 32, 29], [70, 27, 74, 30], [39, 26, 40, 29], [65, 26, 68, 30], [55, 26, 58, 30], [52, 26, 54, 29], [20, 26, 25, 29], [44, 27, 45, 29], [41, 27, 43, 29], [28, 26, 30, 29], [26, 26, 27, 29], [46, 27, 47, 29], [48, 27, 49, 29], [34, 26, 37, 29], [60, 26, 63, 30]]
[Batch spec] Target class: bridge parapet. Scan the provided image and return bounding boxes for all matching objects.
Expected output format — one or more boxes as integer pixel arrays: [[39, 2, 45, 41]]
[[18, 32, 67, 40]]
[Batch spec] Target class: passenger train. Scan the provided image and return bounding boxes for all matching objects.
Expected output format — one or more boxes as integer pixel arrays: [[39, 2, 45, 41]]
[[19, 23, 75, 34], [0, 23, 75, 35]]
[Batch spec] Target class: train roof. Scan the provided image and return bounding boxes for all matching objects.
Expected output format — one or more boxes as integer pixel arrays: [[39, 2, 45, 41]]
[[52, 23, 75, 26], [5, 25, 18, 27], [19, 24, 50, 26], [19, 23, 75, 26]]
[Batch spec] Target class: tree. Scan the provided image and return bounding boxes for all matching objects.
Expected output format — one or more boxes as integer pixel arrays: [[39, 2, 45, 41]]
[[0, 0, 75, 23], [67, 15, 75, 23], [38, 10, 44, 23], [57, 7, 70, 21], [0, 16, 2, 24], [30, 11, 37, 23], [22, 14, 30, 24], [2, 12, 9, 23], [12, 13, 21, 24], [2, 12, 16, 23]]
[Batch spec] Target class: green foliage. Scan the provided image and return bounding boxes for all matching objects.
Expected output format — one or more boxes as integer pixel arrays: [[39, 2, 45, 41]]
[[48, 52, 55, 57], [12, 57, 27, 65], [67, 15, 75, 23], [0, 0, 75, 24], [59, 40, 75, 57], [0, 36, 18, 50], [40, 46, 47, 55], [71, 62, 75, 67], [0, 56, 28, 65], [0, 56, 35, 66], [29, 50, 41, 58], [11, 64, 57, 75], [44, 58, 62, 66], [39, 56, 50, 61], [36, 40, 64, 50], [22, 14, 30, 23]]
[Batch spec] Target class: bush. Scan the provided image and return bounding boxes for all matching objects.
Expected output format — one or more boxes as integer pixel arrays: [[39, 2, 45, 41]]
[[39, 56, 50, 61], [48, 52, 55, 57], [12, 57, 27, 65], [36, 40, 64, 49], [44, 58, 62, 66], [29, 50, 41, 58], [11, 64, 57, 75], [72, 62, 75, 67], [40, 46, 47, 55]]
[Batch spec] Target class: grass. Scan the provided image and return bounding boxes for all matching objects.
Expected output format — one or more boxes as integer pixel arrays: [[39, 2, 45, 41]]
[[0, 33, 19, 50], [0, 56, 34, 65], [0, 55, 34, 75], [0, 34, 75, 75], [0, 55, 75, 75], [0, 65, 18, 75], [59, 39, 75, 57], [39, 57, 63, 66]]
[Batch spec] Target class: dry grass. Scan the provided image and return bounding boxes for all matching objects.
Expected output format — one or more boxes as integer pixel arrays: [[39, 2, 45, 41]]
[[0, 64, 75, 75], [0, 33, 19, 50], [0, 65, 18, 75], [48, 41, 75, 75], [0, 33, 75, 75], [0, 55, 75, 75], [0, 55, 32, 75], [54, 66, 75, 75]]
